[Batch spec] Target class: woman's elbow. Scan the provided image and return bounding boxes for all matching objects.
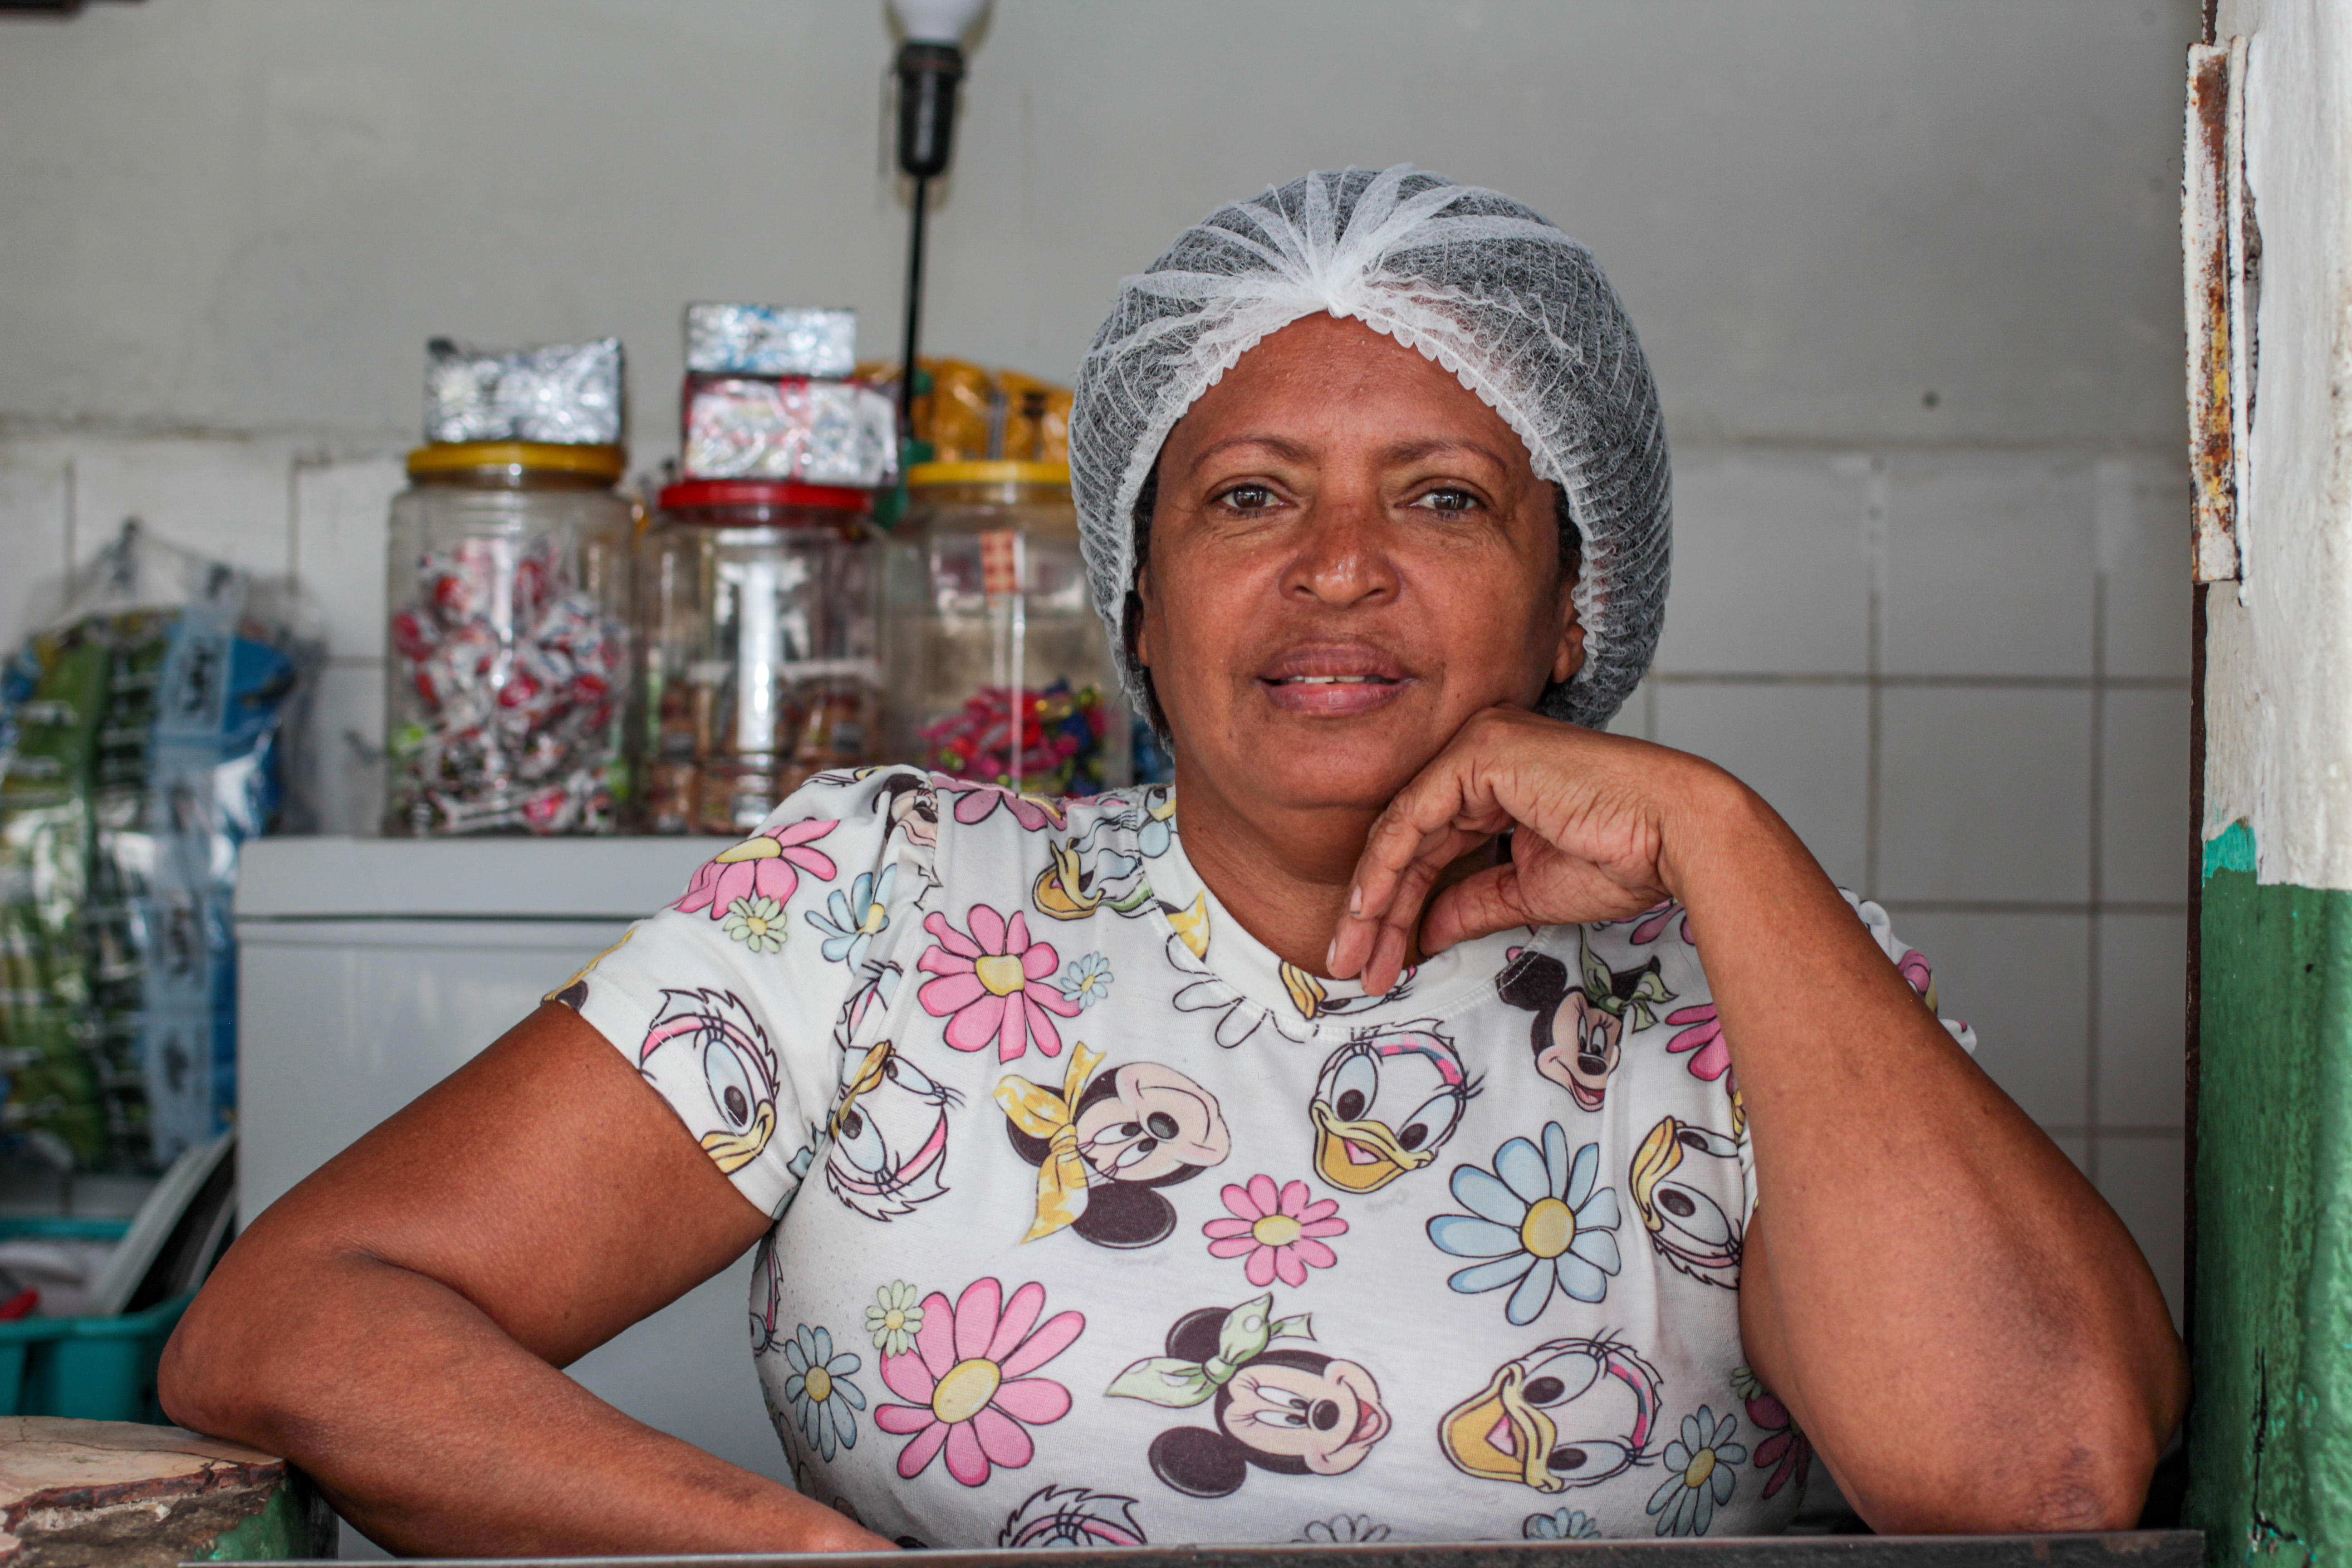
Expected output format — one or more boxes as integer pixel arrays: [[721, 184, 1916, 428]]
[[158, 1263, 323, 1445], [1852, 1412, 2165, 1534]]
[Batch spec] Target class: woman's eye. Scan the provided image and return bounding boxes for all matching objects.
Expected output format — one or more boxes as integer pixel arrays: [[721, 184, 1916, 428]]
[[1217, 484, 1278, 512], [1411, 487, 1479, 515]]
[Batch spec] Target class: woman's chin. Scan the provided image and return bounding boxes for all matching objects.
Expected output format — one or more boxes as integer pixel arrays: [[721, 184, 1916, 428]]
[[1209, 722, 1439, 815]]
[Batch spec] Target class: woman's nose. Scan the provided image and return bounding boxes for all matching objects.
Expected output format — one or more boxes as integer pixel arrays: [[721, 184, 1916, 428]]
[[1283, 491, 1401, 607]]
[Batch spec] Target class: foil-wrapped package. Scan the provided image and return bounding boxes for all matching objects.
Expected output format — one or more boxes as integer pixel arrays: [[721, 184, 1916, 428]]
[[425, 338, 625, 445], [685, 304, 858, 377], [681, 376, 897, 486]]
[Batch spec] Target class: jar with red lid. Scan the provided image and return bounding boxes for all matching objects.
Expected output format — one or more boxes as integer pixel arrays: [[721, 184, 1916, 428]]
[[882, 461, 1129, 796], [637, 480, 882, 834]]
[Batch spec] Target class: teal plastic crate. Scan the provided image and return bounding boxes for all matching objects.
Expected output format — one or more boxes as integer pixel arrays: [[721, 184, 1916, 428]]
[[0, 1217, 195, 1423]]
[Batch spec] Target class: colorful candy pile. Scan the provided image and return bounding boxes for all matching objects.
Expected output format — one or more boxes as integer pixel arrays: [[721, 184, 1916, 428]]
[[919, 677, 1109, 798], [387, 532, 628, 834]]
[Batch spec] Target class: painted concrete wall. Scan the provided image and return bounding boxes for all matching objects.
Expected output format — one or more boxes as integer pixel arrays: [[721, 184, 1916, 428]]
[[0, 0, 2193, 454], [2201, 0, 2352, 888], [2191, 0, 2352, 1560], [0, 0, 2202, 1518]]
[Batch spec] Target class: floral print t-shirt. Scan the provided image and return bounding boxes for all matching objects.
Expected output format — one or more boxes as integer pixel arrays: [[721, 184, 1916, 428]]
[[554, 766, 1974, 1549]]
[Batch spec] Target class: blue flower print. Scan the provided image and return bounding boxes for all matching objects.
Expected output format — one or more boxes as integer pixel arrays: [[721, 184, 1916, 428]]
[[1524, 1509, 1602, 1541], [1427, 1122, 1622, 1323], [1646, 1405, 1744, 1537], [1054, 952, 1114, 1011], [781, 1324, 866, 1461], [807, 865, 896, 967]]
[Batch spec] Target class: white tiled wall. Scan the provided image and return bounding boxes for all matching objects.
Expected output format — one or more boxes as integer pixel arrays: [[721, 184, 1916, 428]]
[[0, 432, 2194, 1324], [1623, 444, 2194, 1327]]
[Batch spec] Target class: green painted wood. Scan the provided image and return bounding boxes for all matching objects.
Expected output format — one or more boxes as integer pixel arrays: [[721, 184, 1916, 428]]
[[201, 1481, 325, 1561], [2184, 848, 2352, 1564]]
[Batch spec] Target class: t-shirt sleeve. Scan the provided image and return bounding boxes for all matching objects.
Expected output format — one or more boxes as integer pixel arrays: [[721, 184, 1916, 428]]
[[1842, 890, 1977, 1054], [549, 768, 929, 1218]]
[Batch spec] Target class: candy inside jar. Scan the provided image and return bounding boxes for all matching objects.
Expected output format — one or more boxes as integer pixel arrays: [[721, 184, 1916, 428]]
[[636, 480, 882, 835], [884, 461, 1130, 799], [382, 442, 634, 836], [917, 677, 1110, 797]]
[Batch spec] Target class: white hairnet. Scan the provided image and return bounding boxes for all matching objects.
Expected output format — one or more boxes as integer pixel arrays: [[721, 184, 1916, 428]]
[[1069, 165, 1670, 734]]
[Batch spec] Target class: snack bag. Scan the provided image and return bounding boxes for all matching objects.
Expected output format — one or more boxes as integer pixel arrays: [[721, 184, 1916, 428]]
[[0, 524, 312, 1169]]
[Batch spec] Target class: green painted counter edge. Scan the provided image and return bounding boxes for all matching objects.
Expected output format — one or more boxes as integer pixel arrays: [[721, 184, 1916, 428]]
[[2184, 843, 2352, 1566], [201, 1467, 337, 1561], [203, 1485, 305, 1561]]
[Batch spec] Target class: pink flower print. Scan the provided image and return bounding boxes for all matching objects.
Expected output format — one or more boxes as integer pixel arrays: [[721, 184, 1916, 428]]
[[1741, 1383, 1815, 1500], [673, 818, 839, 920], [872, 1277, 1081, 1487], [935, 777, 1068, 833], [1204, 1174, 1348, 1287], [1630, 900, 1693, 947], [917, 903, 1081, 1062], [1666, 1002, 1731, 1081], [1896, 949, 1932, 1000]]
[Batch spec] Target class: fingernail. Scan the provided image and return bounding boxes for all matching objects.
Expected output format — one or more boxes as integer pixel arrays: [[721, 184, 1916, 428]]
[[1348, 885, 1362, 916], [1326, 937, 1338, 974]]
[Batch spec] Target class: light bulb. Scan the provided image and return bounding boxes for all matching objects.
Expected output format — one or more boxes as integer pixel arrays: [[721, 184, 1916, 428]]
[[887, 0, 988, 46]]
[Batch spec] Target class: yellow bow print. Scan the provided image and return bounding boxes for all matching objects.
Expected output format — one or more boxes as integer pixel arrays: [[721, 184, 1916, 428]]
[[994, 1043, 1104, 1242]]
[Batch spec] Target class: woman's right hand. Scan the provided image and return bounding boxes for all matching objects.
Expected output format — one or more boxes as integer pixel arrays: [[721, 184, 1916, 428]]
[[160, 1003, 893, 1558], [1328, 704, 1733, 995]]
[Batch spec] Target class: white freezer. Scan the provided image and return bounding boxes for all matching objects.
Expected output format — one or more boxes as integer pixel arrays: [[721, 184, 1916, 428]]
[[234, 835, 782, 1553]]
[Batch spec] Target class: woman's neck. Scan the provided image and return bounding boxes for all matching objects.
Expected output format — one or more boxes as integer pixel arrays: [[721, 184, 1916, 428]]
[[1168, 763, 1492, 981]]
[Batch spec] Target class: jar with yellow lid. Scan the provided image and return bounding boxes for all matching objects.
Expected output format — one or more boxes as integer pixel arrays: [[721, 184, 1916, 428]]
[[883, 460, 1129, 796], [383, 441, 635, 835]]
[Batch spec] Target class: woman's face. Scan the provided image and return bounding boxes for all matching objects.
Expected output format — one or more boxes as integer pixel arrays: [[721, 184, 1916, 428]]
[[1137, 313, 1580, 818]]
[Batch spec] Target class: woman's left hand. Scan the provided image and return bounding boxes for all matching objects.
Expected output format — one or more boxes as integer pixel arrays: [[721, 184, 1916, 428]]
[[1327, 705, 1726, 995]]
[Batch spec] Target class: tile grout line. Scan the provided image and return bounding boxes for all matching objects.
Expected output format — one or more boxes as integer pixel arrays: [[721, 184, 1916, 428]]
[[1877, 898, 2188, 916], [1863, 456, 1888, 902], [60, 454, 76, 573], [1646, 671, 2188, 691], [2040, 1124, 2186, 1140], [2086, 568, 2108, 1187], [287, 451, 304, 585]]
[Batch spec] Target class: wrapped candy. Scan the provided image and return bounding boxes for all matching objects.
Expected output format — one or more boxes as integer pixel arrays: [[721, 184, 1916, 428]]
[[919, 678, 1110, 798], [686, 304, 858, 378], [680, 376, 897, 486], [386, 529, 629, 836], [424, 338, 624, 446]]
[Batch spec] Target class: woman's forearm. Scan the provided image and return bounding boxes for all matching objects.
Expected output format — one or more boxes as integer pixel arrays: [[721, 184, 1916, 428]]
[[1660, 774, 2186, 1531], [163, 1243, 876, 1555], [162, 1238, 880, 1556]]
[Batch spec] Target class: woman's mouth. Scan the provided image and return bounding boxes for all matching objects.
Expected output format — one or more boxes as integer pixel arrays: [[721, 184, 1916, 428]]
[[1259, 673, 1408, 715]]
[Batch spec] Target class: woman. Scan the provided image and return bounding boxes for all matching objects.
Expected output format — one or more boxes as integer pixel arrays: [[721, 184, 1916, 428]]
[[162, 167, 2184, 1554]]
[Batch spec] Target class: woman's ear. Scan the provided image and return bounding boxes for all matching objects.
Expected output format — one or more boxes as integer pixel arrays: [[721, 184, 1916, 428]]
[[1551, 599, 1586, 686], [1133, 566, 1154, 669]]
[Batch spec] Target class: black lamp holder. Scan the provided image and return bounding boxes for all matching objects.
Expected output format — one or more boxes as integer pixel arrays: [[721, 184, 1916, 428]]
[[895, 40, 966, 441]]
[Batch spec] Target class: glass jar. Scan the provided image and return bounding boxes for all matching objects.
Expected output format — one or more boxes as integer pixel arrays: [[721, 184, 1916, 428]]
[[638, 480, 882, 835], [382, 442, 634, 836], [884, 461, 1129, 796]]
